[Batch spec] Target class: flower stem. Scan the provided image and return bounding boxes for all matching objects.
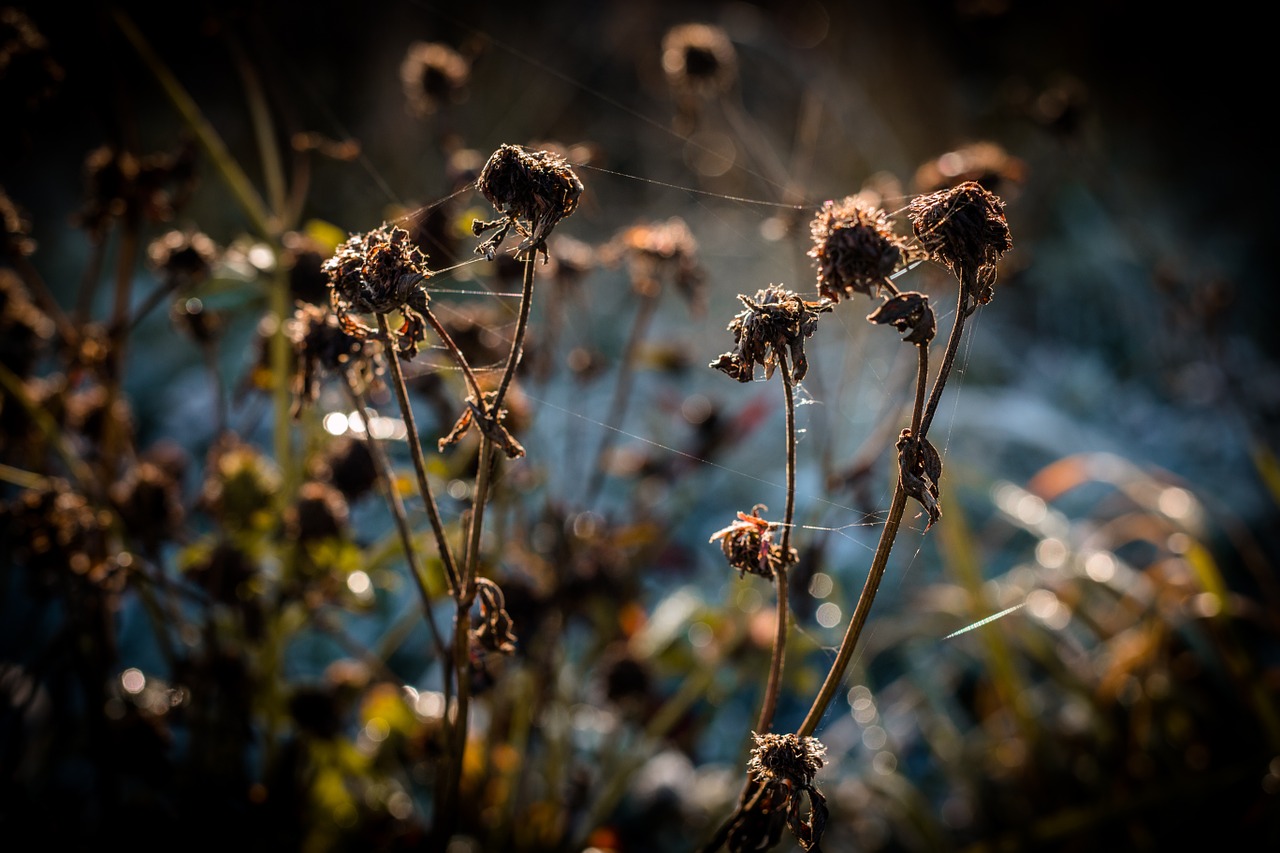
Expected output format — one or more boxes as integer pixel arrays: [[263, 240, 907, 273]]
[[375, 313, 461, 596], [920, 284, 971, 439]]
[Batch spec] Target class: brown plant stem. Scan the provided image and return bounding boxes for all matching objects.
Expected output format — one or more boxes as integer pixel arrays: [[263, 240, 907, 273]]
[[342, 373, 450, 670], [920, 282, 972, 439], [423, 307, 486, 404], [754, 351, 796, 736], [584, 284, 658, 504], [375, 313, 461, 597]]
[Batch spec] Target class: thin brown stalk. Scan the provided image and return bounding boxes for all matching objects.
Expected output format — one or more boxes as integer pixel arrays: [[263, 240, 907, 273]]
[[375, 313, 461, 596], [920, 283, 971, 439]]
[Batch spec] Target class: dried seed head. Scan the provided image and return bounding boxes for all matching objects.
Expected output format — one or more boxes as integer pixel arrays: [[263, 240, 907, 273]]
[[661, 23, 736, 98], [110, 459, 185, 552], [809, 197, 911, 302], [3, 480, 121, 591], [907, 180, 1012, 305], [473, 143, 583, 261], [749, 732, 826, 787], [604, 216, 705, 309], [323, 224, 433, 358], [708, 506, 796, 580], [281, 230, 331, 306], [200, 435, 283, 532], [146, 229, 219, 286], [400, 41, 469, 117], [286, 301, 376, 417], [710, 285, 831, 384], [866, 291, 936, 345], [912, 141, 1027, 195], [75, 141, 198, 236]]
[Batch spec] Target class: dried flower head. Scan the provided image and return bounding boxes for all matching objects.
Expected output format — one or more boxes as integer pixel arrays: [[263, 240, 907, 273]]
[[309, 436, 378, 504], [708, 506, 796, 580], [710, 285, 831, 384], [907, 180, 1012, 305], [866, 290, 936, 345], [200, 435, 282, 532], [728, 732, 829, 852], [472, 577, 518, 656], [76, 141, 197, 236], [912, 141, 1027, 195], [604, 216, 705, 309], [110, 458, 185, 553], [286, 301, 376, 417], [281, 230, 331, 306], [472, 144, 583, 262], [3, 480, 121, 592], [322, 224, 433, 359], [661, 23, 737, 99], [146, 229, 218, 287], [400, 41, 469, 117], [809, 197, 912, 302], [438, 390, 525, 459]]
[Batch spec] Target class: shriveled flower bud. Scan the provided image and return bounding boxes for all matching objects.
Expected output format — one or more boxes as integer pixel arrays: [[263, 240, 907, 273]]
[[472, 144, 583, 262], [808, 197, 911, 302], [400, 41, 469, 117], [708, 506, 796, 580], [604, 217, 705, 309], [866, 291, 935, 344], [438, 391, 525, 459], [710, 285, 831, 384], [322, 224, 433, 358], [897, 428, 942, 528], [907, 180, 1012, 305], [472, 577, 517, 655]]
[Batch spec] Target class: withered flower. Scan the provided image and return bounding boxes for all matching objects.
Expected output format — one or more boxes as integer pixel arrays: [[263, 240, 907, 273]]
[[146, 229, 219, 288], [472, 144, 583, 262], [866, 291, 935, 345], [3, 480, 121, 592], [897, 428, 942, 528], [110, 459, 185, 553], [472, 577, 517, 655], [400, 41, 469, 117], [309, 436, 378, 504], [808, 196, 912, 302], [285, 301, 376, 417], [604, 217, 705, 310], [281, 230, 331, 306], [710, 285, 831, 384], [907, 180, 1012, 306], [912, 141, 1026, 195], [322, 224, 433, 359], [438, 390, 525, 459], [76, 141, 197, 237], [661, 23, 737, 99], [708, 506, 796, 580], [200, 435, 282, 532]]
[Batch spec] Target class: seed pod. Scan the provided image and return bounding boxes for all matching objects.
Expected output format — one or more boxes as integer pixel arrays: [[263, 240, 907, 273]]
[[907, 180, 1012, 305], [472, 144, 584, 262], [710, 285, 831, 384], [808, 197, 910, 302]]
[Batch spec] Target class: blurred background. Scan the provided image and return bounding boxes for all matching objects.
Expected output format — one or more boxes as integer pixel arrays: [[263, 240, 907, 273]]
[[2, 1, 1277, 851]]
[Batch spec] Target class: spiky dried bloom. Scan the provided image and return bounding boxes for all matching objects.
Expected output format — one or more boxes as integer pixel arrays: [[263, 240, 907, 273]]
[[727, 732, 829, 852], [322, 224, 433, 358], [309, 436, 378, 504], [907, 180, 1012, 305], [708, 507, 796, 580], [400, 41, 469, 117], [472, 144, 583, 262], [912, 141, 1027, 195], [146, 229, 218, 286], [808, 197, 912, 302], [661, 23, 737, 98], [605, 216, 705, 308], [285, 301, 376, 417], [710, 285, 831, 384]]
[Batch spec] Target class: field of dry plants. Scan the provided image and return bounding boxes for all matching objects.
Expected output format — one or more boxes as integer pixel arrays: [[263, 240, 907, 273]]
[[2, 1, 1277, 851]]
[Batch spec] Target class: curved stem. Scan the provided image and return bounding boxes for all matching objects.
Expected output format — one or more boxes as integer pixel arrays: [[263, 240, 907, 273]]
[[920, 282, 971, 439], [376, 313, 461, 596], [343, 374, 450, 670], [423, 307, 485, 404], [754, 352, 796, 735]]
